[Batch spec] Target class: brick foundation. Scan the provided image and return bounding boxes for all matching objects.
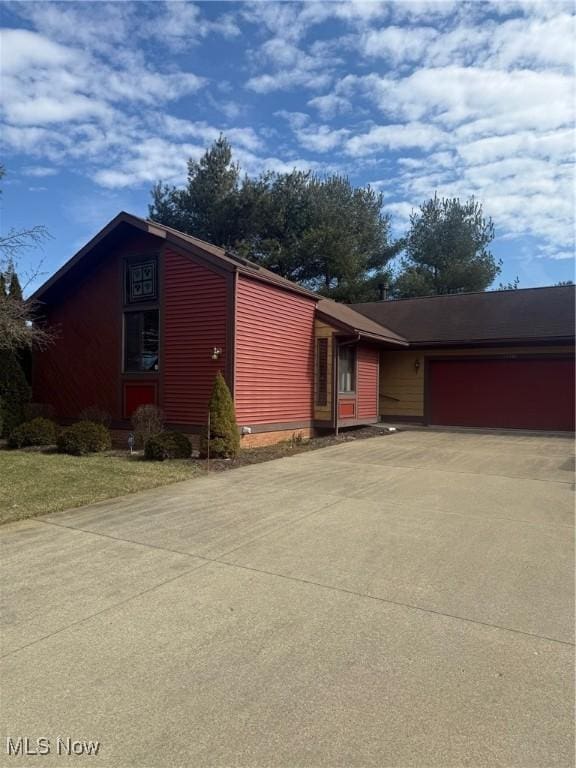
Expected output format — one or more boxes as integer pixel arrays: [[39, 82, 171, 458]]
[[239, 427, 316, 449], [109, 427, 317, 451]]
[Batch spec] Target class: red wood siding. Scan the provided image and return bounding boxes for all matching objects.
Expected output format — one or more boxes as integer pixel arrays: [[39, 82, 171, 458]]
[[162, 248, 228, 424], [428, 357, 575, 431], [33, 254, 122, 420], [235, 276, 316, 424], [357, 345, 379, 420]]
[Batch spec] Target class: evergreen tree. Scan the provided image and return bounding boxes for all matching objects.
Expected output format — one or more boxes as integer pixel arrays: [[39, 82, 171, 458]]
[[8, 270, 23, 300], [150, 135, 239, 246], [0, 350, 31, 437], [394, 194, 499, 297], [200, 372, 240, 459], [149, 138, 400, 302]]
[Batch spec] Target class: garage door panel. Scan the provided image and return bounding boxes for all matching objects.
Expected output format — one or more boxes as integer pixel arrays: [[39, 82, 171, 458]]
[[428, 358, 575, 431]]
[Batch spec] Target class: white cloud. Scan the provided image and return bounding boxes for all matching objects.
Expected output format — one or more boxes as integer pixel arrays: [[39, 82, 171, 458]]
[[93, 138, 205, 188], [0, 28, 74, 72], [307, 93, 352, 119], [158, 115, 264, 152], [357, 13, 575, 71], [10, 1, 239, 53], [360, 24, 439, 63], [2, 0, 574, 269], [21, 166, 59, 178], [348, 67, 574, 128], [278, 112, 350, 153], [1, 27, 206, 131], [345, 122, 448, 156], [143, 1, 240, 52], [456, 129, 574, 165], [246, 37, 334, 93]]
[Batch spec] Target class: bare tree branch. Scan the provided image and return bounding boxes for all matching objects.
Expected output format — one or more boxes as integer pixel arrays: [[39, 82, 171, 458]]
[[0, 295, 54, 352]]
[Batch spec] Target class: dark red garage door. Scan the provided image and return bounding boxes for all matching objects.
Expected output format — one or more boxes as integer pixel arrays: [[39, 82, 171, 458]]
[[428, 357, 575, 431]]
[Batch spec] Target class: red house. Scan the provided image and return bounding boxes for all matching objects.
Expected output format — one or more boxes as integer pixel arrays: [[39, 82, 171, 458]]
[[31, 212, 406, 447]]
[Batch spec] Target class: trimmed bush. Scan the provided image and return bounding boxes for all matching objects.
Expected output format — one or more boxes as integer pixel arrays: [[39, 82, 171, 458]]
[[132, 404, 164, 449], [199, 372, 240, 459], [57, 421, 111, 456], [79, 405, 112, 427], [0, 350, 31, 437], [8, 417, 58, 448], [144, 431, 192, 461]]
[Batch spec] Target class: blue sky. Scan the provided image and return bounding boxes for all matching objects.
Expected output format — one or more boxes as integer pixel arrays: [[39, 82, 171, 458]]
[[1, 0, 574, 294]]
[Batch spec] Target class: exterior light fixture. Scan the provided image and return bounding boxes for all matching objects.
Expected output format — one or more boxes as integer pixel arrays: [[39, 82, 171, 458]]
[[414, 358, 421, 372], [211, 347, 223, 360]]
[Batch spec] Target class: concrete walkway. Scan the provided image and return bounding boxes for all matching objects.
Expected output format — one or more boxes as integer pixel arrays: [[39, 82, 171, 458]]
[[1, 431, 574, 767]]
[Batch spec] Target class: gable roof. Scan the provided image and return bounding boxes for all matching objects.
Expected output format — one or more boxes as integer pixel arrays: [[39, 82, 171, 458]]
[[352, 285, 575, 346], [317, 299, 408, 346], [30, 212, 318, 304]]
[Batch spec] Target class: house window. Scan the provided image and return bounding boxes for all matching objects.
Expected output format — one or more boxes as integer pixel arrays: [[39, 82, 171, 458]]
[[315, 338, 329, 406], [126, 260, 157, 303], [338, 345, 356, 393], [124, 310, 159, 372]]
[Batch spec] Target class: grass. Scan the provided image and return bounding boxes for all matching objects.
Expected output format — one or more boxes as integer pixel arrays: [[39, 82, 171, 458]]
[[0, 426, 389, 526], [0, 450, 202, 526]]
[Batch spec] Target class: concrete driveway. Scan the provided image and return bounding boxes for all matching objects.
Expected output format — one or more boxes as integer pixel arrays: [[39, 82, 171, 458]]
[[1, 430, 574, 767]]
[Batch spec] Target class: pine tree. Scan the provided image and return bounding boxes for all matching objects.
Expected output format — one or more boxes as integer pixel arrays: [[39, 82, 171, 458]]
[[394, 194, 499, 297], [200, 372, 240, 459], [8, 270, 23, 300], [149, 138, 400, 302], [150, 135, 239, 246], [0, 350, 31, 436]]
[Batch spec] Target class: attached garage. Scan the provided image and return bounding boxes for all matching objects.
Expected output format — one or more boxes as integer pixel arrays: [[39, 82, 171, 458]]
[[427, 357, 575, 431], [352, 286, 576, 433]]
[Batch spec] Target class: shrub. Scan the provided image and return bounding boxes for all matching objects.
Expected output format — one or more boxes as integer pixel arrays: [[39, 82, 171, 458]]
[[57, 420, 111, 456], [199, 372, 240, 459], [132, 404, 164, 449], [79, 405, 112, 427], [0, 350, 31, 437], [25, 402, 56, 421], [144, 431, 192, 461], [8, 417, 58, 448]]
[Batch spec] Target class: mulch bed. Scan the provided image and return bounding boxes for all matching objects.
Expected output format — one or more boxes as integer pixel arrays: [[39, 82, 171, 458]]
[[1, 425, 396, 470], [198, 425, 394, 473]]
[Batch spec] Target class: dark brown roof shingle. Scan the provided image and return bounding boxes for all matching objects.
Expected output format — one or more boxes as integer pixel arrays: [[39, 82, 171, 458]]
[[352, 286, 575, 346], [317, 298, 408, 346]]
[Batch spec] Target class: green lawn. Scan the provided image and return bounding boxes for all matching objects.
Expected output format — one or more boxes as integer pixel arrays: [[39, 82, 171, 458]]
[[0, 450, 202, 526]]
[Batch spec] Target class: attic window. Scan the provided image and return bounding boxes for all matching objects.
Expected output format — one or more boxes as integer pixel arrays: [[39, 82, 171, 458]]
[[126, 259, 157, 303]]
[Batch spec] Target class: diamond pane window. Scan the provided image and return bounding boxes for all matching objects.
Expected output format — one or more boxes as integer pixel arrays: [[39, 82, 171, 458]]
[[127, 260, 156, 303]]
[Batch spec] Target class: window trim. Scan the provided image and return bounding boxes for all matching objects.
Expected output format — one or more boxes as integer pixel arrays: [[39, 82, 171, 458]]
[[122, 307, 160, 374], [315, 337, 329, 407], [124, 257, 158, 305], [122, 254, 160, 375]]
